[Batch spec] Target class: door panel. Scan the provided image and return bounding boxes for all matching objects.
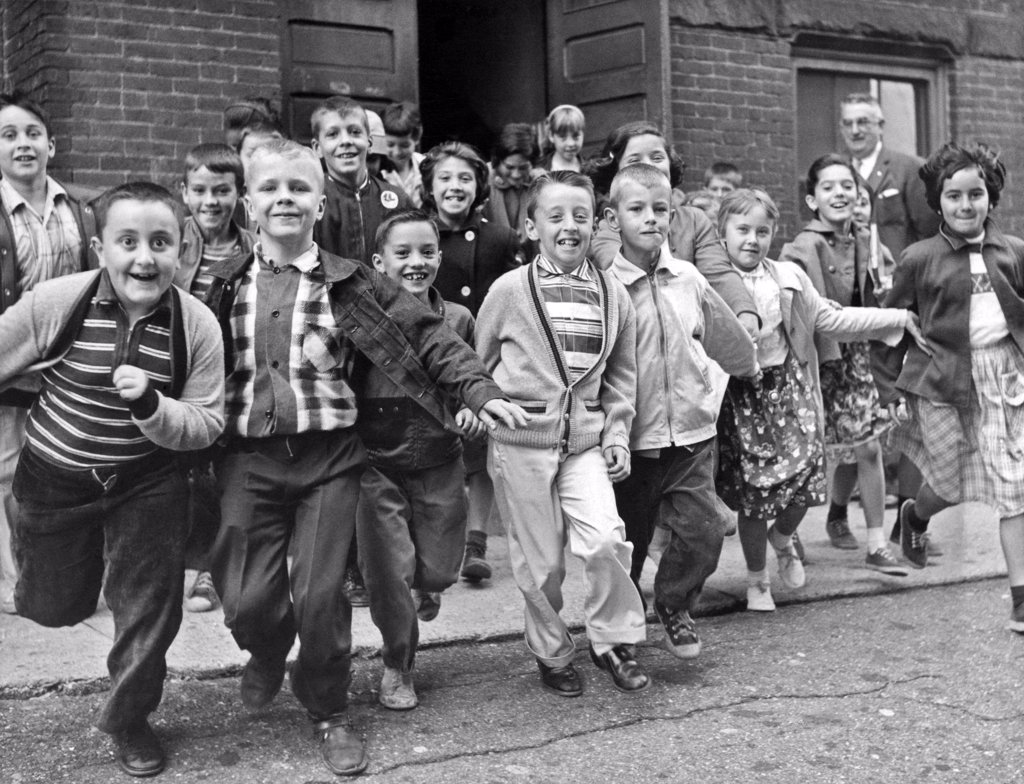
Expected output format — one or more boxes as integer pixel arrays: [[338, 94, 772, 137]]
[[546, 0, 668, 156], [281, 0, 418, 143]]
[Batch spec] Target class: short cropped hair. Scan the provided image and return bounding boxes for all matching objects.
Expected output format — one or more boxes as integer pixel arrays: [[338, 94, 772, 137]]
[[491, 123, 540, 167], [223, 97, 281, 151], [419, 141, 491, 213], [95, 181, 183, 237], [525, 170, 596, 221], [919, 141, 1006, 211], [608, 163, 671, 207], [248, 138, 325, 190], [703, 161, 742, 187], [546, 104, 585, 137], [0, 91, 50, 137], [310, 96, 367, 139], [382, 101, 423, 140], [374, 208, 439, 254], [716, 188, 780, 237], [840, 92, 883, 121], [184, 143, 245, 191]]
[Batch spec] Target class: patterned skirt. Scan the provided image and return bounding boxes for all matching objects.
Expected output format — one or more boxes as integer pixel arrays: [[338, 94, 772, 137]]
[[820, 341, 892, 465], [889, 337, 1024, 517], [717, 353, 827, 522]]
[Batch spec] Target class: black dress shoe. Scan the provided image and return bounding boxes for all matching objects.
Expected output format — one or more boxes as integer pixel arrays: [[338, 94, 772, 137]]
[[537, 660, 583, 697], [240, 654, 286, 711], [112, 721, 165, 777], [314, 716, 368, 776], [589, 644, 651, 693]]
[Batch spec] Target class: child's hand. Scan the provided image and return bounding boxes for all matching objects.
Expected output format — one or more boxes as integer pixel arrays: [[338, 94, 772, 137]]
[[476, 399, 531, 431], [604, 445, 631, 483], [112, 365, 150, 401], [456, 407, 486, 439], [904, 312, 932, 356], [887, 398, 910, 424]]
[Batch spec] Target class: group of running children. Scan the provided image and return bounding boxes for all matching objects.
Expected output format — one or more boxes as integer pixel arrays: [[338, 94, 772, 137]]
[[2, 89, 1023, 779]]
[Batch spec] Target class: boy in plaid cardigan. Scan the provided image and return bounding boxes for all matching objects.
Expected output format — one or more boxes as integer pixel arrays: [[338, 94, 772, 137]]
[[476, 170, 649, 698], [202, 140, 525, 777]]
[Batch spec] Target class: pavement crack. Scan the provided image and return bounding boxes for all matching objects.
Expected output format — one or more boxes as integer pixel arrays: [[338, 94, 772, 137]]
[[365, 675, 941, 776]]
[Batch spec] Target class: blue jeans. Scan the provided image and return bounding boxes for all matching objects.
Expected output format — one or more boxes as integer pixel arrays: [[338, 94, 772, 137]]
[[12, 447, 188, 733]]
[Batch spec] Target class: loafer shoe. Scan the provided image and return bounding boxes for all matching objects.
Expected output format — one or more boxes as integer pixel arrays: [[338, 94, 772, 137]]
[[826, 517, 859, 550], [112, 721, 165, 778], [314, 717, 368, 776], [589, 644, 650, 692], [240, 654, 286, 711], [414, 590, 441, 622], [537, 660, 583, 697], [379, 666, 418, 710]]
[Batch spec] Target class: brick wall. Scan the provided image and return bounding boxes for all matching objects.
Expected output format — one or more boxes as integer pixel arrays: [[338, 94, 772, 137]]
[[669, 27, 800, 242], [4, 0, 281, 190]]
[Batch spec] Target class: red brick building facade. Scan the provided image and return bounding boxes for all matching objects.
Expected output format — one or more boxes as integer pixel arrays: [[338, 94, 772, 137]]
[[3, 1, 1023, 243]]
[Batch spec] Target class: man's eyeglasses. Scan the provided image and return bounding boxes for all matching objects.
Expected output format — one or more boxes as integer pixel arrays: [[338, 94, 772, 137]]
[[841, 118, 881, 130]]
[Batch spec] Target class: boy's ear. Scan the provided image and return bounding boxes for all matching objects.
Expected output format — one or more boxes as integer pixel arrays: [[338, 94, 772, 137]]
[[90, 236, 106, 267], [179, 182, 189, 205], [46, 135, 56, 160], [243, 194, 256, 222], [524, 217, 540, 242], [310, 139, 322, 158], [371, 253, 385, 273], [316, 193, 327, 221], [604, 205, 619, 232]]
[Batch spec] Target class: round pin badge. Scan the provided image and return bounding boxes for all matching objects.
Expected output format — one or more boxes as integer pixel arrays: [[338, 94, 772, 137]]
[[464, 230, 475, 242], [381, 191, 399, 209]]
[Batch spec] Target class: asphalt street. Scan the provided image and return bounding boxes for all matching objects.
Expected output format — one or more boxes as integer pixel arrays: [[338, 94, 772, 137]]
[[2, 578, 1022, 784]]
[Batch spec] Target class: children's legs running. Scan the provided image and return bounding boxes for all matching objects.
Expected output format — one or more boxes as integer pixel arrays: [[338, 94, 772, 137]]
[[854, 439, 885, 534], [912, 482, 954, 523], [831, 462, 858, 507], [998, 513, 1024, 586], [772, 504, 807, 538], [737, 513, 767, 573]]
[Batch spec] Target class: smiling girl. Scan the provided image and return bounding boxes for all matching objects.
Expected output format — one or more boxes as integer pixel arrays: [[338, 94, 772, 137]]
[[780, 153, 907, 576], [877, 143, 1024, 633]]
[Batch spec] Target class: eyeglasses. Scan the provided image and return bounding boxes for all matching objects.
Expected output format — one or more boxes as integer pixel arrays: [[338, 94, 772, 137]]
[[840, 118, 881, 130]]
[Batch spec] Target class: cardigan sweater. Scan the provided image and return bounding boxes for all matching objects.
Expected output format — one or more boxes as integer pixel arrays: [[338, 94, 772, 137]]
[[476, 260, 636, 454], [874, 220, 1024, 409], [0, 269, 225, 452]]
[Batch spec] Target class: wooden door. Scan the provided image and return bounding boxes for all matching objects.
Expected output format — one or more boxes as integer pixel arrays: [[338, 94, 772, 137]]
[[281, 0, 419, 143], [546, 0, 669, 157]]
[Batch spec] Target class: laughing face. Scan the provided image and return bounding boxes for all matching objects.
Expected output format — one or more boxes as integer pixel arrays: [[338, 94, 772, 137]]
[[372, 219, 441, 302], [939, 166, 990, 240], [526, 182, 594, 273], [92, 198, 180, 324], [805, 163, 857, 230], [430, 155, 478, 228], [181, 165, 239, 241], [312, 109, 370, 187], [0, 104, 54, 186]]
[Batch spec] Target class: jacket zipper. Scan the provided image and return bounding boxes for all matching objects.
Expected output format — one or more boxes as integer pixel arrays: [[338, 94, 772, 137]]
[[647, 271, 676, 444]]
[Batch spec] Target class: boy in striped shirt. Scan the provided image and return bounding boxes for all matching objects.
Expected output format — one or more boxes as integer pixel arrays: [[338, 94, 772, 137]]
[[476, 170, 649, 698], [0, 182, 225, 777]]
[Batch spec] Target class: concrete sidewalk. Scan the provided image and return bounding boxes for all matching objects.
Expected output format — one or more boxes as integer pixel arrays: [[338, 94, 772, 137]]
[[0, 501, 1007, 698]]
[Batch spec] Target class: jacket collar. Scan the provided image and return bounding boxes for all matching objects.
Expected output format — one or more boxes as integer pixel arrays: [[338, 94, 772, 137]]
[[939, 218, 1007, 251], [206, 245, 364, 285], [609, 245, 687, 286]]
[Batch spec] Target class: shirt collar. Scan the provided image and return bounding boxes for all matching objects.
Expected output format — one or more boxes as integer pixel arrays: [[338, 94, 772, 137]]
[[0, 176, 67, 218], [536, 255, 593, 281], [856, 140, 883, 177], [737, 261, 766, 279], [939, 220, 1004, 252], [254, 241, 321, 273]]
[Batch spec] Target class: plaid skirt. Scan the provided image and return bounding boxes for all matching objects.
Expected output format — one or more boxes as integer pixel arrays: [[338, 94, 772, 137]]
[[820, 341, 892, 465], [890, 337, 1024, 517]]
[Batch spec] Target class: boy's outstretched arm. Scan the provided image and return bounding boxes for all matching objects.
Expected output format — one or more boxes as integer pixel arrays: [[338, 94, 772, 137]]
[[700, 285, 758, 378]]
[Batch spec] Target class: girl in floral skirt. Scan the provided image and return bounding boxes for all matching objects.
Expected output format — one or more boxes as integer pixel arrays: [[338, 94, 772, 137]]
[[780, 154, 909, 576], [716, 189, 924, 611], [878, 142, 1024, 633]]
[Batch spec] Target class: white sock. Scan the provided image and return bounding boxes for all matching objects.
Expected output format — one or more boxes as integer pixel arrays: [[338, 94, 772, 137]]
[[592, 641, 614, 656], [747, 568, 769, 587], [866, 527, 886, 551]]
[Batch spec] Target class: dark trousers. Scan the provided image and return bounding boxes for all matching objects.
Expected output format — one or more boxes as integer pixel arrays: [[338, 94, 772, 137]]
[[184, 454, 220, 572], [12, 447, 188, 734], [211, 430, 365, 720], [357, 459, 467, 671], [614, 438, 731, 613]]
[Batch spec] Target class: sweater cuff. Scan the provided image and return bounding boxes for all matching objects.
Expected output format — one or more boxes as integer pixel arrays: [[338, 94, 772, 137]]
[[128, 385, 160, 420]]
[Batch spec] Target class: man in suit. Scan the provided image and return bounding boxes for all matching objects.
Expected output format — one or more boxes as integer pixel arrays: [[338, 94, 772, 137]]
[[839, 92, 939, 259]]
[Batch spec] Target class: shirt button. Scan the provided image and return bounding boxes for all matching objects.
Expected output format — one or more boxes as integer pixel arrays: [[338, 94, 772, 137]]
[[271, 360, 279, 369], [271, 309, 280, 318], [461, 286, 471, 297], [465, 230, 475, 242], [828, 265, 836, 272], [563, 414, 569, 420], [265, 410, 273, 419], [273, 267, 281, 274]]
